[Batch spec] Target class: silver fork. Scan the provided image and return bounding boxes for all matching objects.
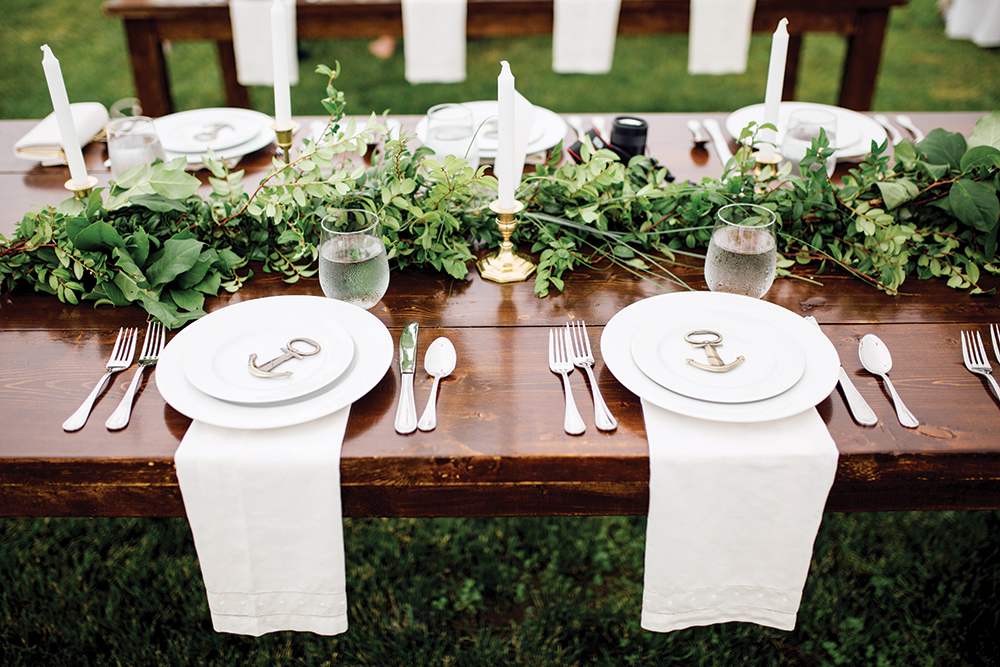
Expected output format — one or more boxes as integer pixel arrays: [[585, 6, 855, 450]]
[[961, 330, 1000, 403], [106, 322, 166, 430], [990, 323, 1000, 364], [63, 327, 138, 432], [566, 321, 617, 431], [549, 328, 586, 435]]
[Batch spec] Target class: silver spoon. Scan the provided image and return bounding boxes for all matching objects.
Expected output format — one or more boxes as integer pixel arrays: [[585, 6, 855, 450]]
[[895, 114, 925, 143], [567, 115, 586, 140], [417, 337, 457, 432], [858, 334, 918, 428]]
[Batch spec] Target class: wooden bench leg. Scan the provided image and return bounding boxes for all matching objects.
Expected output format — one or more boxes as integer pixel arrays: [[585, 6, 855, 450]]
[[123, 19, 173, 118], [218, 41, 251, 109], [839, 9, 891, 111]]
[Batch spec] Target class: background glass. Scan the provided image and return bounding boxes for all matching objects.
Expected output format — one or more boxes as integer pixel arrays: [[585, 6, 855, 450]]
[[422, 103, 480, 170], [704, 203, 778, 299], [107, 115, 166, 180], [781, 108, 838, 178], [319, 209, 390, 309]]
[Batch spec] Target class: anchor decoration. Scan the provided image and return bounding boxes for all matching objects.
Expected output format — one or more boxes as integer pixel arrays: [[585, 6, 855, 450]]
[[684, 330, 745, 373], [248, 337, 321, 378], [193, 122, 235, 142]]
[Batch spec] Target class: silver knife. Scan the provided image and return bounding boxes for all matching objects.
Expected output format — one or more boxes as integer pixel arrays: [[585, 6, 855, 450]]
[[805, 316, 878, 426], [701, 118, 733, 169], [394, 322, 419, 434]]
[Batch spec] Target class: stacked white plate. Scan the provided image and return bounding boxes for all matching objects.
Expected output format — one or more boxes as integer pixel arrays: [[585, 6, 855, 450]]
[[154, 108, 277, 167], [415, 100, 568, 158], [156, 295, 393, 429], [601, 291, 840, 423]]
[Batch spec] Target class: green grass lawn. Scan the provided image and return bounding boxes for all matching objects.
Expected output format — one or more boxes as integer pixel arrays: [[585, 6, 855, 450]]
[[2, 0, 1000, 664]]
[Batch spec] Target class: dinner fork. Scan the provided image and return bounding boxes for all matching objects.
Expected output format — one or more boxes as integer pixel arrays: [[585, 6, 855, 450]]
[[990, 323, 1000, 364], [549, 328, 586, 435], [566, 321, 617, 431], [961, 330, 1000, 403], [62, 327, 138, 432], [106, 322, 166, 431]]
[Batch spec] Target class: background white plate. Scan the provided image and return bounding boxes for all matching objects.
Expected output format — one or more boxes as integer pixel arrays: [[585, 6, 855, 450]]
[[631, 309, 806, 404], [725, 102, 888, 159], [415, 101, 568, 158], [158, 108, 261, 153], [157, 296, 392, 429], [154, 108, 276, 166], [602, 291, 839, 422]]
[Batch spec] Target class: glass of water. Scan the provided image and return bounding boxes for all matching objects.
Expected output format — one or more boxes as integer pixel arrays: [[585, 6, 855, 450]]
[[704, 203, 778, 299], [781, 108, 838, 178], [422, 103, 480, 170], [319, 209, 390, 309], [106, 116, 166, 180]]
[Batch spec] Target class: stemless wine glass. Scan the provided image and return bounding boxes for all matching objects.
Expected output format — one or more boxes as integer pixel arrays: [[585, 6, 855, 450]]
[[422, 103, 480, 170], [781, 108, 838, 178], [106, 115, 166, 180], [704, 203, 778, 299], [319, 209, 390, 309]]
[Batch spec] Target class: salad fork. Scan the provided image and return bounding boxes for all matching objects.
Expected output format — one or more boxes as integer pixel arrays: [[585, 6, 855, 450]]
[[990, 323, 1000, 363], [63, 327, 138, 432], [961, 330, 1000, 403], [549, 328, 586, 435], [566, 321, 617, 431], [106, 322, 166, 430]]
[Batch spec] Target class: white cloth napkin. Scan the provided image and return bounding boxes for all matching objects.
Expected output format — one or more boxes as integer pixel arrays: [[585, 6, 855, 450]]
[[552, 0, 622, 74], [402, 0, 467, 83], [174, 408, 350, 636], [688, 0, 758, 74], [945, 0, 1000, 47], [229, 0, 299, 86], [13, 102, 109, 166], [640, 399, 837, 632]]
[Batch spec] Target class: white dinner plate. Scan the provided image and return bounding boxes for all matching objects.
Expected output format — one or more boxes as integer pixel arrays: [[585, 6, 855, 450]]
[[154, 108, 276, 166], [602, 291, 839, 422], [630, 309, 806, 404], [157, 108, 261, 153], [725, 102, 888, 159], [415, 101, 568, 158], [157, 296, 393, 429], [182, 313, 355, 405]]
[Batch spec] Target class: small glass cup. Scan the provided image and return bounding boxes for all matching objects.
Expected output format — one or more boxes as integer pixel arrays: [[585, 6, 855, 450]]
[[422, 103, 480, 170], [781, 108, 838, 178], [704, 203, 778, 299], [319, 209, 390, 310], [107, 115, 166, 180]]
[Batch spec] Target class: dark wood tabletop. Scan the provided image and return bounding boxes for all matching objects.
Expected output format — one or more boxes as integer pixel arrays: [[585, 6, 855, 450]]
[[2, 111, 998, 518]]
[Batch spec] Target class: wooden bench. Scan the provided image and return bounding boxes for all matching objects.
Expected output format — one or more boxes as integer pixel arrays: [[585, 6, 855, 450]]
[[103, 0, 908, 117]]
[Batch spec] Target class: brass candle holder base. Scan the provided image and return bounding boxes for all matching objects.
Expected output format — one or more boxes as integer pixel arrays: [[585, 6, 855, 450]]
[[65, 176, 99, 200], [272, 121, 299, 164], [477, 200, 536, 283], [753, 150, 783, 176]]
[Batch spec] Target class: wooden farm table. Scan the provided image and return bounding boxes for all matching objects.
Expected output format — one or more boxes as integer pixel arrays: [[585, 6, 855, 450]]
[[102, 0, 907, 117], [1, 111, 998, 519]]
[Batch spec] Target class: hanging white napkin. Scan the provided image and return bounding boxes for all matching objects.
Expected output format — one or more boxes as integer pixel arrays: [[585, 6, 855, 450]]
[[14, 102, 109, 166], [640, 399, 837, 632], [552, 0, 622, 74], [230, 0, 299, 86], [688, 0, 758, 74], [945, 0, 1000, 47], [402, 0, 467, 83], [174, 408, 350, 636]]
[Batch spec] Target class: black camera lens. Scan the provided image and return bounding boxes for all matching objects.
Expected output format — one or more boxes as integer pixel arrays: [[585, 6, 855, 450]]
[[609, 116, 648, 158]]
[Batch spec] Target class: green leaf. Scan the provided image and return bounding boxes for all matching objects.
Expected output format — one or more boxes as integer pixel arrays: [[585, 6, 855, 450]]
[[969, 111, 1000, 150], [169, 288, 206, 312], [875, 179, 919, 210], [146, 162, 201, 200], [129, 193, 189, 213], [145, 238, 205, 286], [960, 145, 1000, 173], [917, 129, 967, 169], [948, 178, 1000, 232], [71, 221, 127, 252]]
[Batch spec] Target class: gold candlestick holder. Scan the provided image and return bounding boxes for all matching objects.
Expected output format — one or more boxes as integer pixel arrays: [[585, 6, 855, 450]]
[[273, 121, 298, 164], [65, 176, 99, 200], [477, 200, 536, 283], [753, 150, 783, 176]]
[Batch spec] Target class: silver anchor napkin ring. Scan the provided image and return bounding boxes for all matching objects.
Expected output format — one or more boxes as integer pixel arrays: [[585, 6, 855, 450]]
[[684, 329, 744, 373], [248, 337, 321, 378]]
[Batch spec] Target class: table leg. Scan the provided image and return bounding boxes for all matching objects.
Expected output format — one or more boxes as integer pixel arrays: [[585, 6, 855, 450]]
[[122, 19, 173, 118]]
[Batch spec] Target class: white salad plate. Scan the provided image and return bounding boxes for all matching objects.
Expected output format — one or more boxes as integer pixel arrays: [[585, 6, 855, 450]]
[[602, 291, 839, 423], [157, 296, 393, 429], [630, 309, 806, 404], [415, 100, 568, 158], [154, 108, 276, 166]]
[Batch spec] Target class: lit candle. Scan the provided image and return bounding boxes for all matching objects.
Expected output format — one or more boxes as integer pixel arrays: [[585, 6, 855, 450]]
[[271, 0, 293, 131], [40, 45, 89, 187], [757, 18, 789, 160], [497, 61, 515, 210]]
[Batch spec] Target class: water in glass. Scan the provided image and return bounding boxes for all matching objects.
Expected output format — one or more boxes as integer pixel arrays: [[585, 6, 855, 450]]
[[704, 204, 777, 299], [319, 210, 390, 309]]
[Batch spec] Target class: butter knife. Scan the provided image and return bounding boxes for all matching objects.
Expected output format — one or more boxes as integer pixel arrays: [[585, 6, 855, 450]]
[[701, 118, 733, 169], [805, 316, 878, 426], [394, 322, 419, 434]]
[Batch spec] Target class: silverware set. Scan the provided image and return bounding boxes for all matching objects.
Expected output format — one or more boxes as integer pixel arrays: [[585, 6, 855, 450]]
[[63, 323, 164, 432], [873, 114, 925, 144], [549, 321, 616, 435]]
